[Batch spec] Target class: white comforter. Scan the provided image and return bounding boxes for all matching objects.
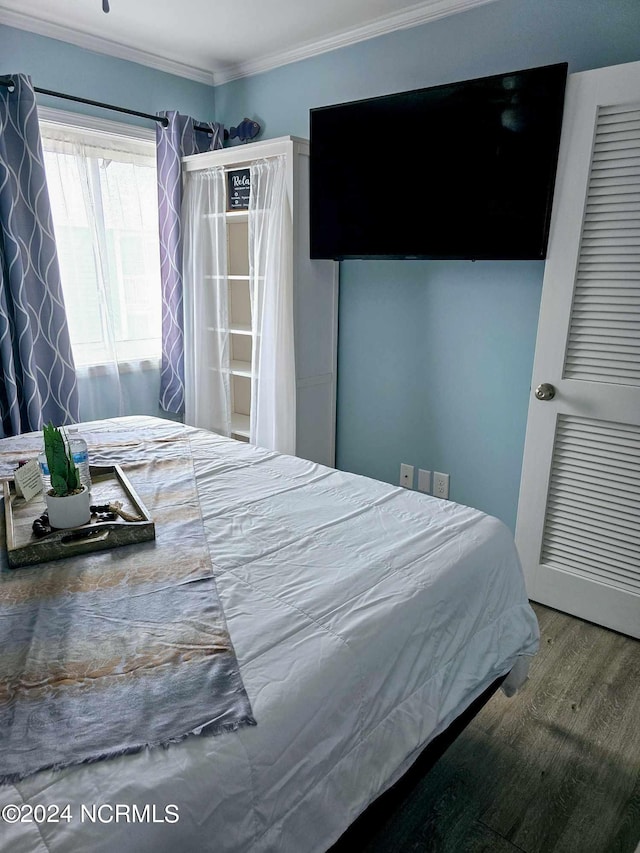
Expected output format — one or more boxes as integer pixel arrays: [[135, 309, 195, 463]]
[[0, 417, 538, 853]]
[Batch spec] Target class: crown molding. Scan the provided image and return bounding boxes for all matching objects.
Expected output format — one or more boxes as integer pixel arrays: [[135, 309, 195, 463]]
[[0, 6, 214, 85], [212, 0, 499, 85], [1, 0, 497, 88]]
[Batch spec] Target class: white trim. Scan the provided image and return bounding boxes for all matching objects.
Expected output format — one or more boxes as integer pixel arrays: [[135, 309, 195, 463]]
[[2, 0, 498, 87], [0, 6, 213, 85], [182, 136, 306, 171], [212, 0, 500, 84], [37, 106, 155, 143]]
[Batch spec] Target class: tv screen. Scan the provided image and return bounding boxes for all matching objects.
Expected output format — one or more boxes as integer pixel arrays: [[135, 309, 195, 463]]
[[310, 63, 568, 260]]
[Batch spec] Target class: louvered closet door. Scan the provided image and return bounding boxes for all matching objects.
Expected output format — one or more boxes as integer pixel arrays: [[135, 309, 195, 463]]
[[516, 60, 640, 639]]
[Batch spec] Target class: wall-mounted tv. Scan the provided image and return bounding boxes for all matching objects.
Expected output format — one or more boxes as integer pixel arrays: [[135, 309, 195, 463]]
[[309, 63, 568, 261]]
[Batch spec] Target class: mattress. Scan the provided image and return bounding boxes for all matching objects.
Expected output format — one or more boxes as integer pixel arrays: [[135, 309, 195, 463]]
[[0, 416, 539, 853]]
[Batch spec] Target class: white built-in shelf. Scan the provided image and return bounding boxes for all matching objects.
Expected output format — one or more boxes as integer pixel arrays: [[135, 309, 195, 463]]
[[203, 210, 249, 222], [206, 361, 253, 377], [231, 412, 250, 438], [230, 360, 252, 377], [205, 324, 254, 336], [183, 137, 337, 466], [204, 274, 251, 281]]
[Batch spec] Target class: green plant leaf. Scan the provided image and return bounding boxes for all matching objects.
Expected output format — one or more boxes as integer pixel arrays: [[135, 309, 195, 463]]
[[43, 421, 80, 496]]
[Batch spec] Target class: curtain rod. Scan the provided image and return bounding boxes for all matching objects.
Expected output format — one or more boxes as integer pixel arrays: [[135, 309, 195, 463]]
[[0, 75, 226, 137], [0, 75, 169, 127]]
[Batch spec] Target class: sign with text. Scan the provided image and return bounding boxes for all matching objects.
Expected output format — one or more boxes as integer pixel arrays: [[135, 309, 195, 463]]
[[14, 459, 43, 502], [227, 168, 251, 210]]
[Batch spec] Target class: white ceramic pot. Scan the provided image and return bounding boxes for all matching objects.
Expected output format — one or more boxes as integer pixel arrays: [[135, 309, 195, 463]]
[[45, 487, 91, 529]]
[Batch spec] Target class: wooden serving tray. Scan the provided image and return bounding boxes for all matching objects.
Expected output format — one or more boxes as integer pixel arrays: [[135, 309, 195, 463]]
[[3, 464, 155, 569]]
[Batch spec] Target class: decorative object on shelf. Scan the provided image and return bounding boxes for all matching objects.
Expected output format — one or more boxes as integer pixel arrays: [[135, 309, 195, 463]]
[[227, 168, 251, 210], [229, 118, 261, 143], [41, 423, 91, 529]]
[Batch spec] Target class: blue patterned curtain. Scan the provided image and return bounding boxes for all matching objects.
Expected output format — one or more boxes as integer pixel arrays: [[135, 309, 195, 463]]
[[0, 74, 79, 437], [156, 112, 223, 415]]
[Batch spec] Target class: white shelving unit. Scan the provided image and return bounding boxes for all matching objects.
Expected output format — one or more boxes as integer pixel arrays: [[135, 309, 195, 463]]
[[226, 209, 252, 441], [182, 136, 338, 466]]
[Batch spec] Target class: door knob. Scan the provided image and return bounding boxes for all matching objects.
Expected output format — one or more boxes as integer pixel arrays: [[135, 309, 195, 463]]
[[534, 383, 556, 401]]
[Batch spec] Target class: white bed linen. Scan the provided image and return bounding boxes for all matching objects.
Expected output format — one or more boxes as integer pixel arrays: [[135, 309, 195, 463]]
[[0, 417, 539, 853]]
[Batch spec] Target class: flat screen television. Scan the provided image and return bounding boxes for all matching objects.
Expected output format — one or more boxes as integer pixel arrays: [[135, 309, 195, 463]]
[[309, 62, 568, 260]]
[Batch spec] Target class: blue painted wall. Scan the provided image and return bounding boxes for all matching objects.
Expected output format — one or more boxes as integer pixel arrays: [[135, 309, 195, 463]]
[[0, 24, 214, 122], [216, 0, 640, 530], [336, 261, 544, 521]]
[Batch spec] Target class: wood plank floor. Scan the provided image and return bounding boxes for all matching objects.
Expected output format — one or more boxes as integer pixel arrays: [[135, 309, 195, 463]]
[[331, 603, 640, 853]]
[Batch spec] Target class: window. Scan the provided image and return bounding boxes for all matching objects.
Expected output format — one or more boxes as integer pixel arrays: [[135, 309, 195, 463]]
[[40, 113, 161, 367]]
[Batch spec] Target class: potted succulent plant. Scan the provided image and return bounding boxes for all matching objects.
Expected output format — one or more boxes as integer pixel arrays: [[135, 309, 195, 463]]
[[42, 422, 91, 529]]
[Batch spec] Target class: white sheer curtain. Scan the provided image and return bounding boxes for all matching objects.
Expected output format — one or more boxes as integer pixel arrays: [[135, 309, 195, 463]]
[[40, 121, 162, 421], [249, 156, 296, 454], [182, 167, 231, 435]]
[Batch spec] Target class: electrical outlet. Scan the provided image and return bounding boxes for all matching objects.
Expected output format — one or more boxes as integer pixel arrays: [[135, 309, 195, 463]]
[[418, 469, 431, 493], [433, 471, 449, 500], [400, 463, 414, 489]]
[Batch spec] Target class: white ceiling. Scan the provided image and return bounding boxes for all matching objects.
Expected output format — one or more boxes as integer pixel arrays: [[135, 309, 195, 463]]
[[0, 0, 497, 85]]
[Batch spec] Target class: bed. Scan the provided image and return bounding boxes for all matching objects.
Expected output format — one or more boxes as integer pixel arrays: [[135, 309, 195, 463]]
[[0, 416, 539, 853]]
